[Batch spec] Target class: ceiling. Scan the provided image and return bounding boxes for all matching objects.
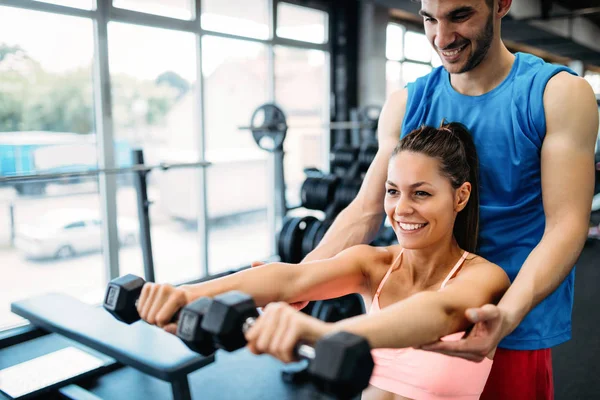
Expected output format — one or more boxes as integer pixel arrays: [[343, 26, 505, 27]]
[[553, 0, 600, 29]]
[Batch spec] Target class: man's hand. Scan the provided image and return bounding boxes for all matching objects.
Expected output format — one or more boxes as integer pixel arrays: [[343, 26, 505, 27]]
[[250, 261, 309, 311], [418, 304, 515, 362]]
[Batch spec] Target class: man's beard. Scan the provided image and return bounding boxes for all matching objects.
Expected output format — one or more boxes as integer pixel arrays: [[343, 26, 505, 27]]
[[457, 12, 494, 73]]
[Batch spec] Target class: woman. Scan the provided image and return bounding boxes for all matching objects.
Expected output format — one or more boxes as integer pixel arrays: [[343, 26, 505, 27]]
[[138, 122, 510, 400]]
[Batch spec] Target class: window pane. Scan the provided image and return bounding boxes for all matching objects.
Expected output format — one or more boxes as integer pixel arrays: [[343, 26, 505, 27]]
[[109, 23, 200, 284], [33, 0, 95, 9], [277, 3, 327, 44], [386, 23, 403, 61], [0, 7, 100, 330], [386, 61, 402, 98], [203, 36, 270, 274], [114, 0, 194, 20], [404, 31, 431, 63], [584, 72, 600, 95], [275, 46, 329, 206], [402, 62, 432, 86], [201, 0, 269, 40]]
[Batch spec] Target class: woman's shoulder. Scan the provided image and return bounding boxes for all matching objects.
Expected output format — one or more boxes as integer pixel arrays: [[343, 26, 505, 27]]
[[464, 253, 501, 270], [462, 253, 509, 283]]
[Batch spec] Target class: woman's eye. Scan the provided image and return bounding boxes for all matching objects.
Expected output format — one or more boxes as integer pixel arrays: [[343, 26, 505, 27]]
[[415, 191, 430, 197], [386, 189, 397, 195]]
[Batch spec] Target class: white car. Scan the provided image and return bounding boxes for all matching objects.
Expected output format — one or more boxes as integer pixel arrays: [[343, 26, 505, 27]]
[[14, 209, 138, 260]]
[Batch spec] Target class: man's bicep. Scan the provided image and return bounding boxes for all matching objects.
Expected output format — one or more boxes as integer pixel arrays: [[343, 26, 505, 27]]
[[541, 74, 598, 227], [353, 89, 408, 211]]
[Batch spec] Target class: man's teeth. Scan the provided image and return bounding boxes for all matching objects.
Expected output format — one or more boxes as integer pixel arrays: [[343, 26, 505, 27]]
[[399, 223, 426, 231], [441, 45, 465, 57]]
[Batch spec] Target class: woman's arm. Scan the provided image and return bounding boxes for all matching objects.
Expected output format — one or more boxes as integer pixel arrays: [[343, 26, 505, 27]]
[[332, 261, 510, 349], [182, 245, 378, 306], [244, 261, 511, 363], [138, 244, 380, 329]]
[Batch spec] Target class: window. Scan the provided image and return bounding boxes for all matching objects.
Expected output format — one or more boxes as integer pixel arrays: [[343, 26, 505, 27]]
[[201, 0, 270, 40], [386, 24, 403, 61], [113, 0, 194, 20], [385, 23, 437, 98], [33, 0, 95, 9], [277, 2, 328, 44], [584, 71, 600, 95], [0, 1, 331, 334], [202, 36, 270, 274], [0, 6, 100, 331], [275, 46, 329, 205], [404, 31, 431, 63], [108, 22, 200, 284]]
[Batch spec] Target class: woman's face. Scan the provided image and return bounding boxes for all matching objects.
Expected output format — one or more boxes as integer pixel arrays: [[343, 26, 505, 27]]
[[384, 151, 470, 250]]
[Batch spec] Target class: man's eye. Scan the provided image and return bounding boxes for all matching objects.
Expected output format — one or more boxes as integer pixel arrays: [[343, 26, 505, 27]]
[[453, 14, 470, 21]]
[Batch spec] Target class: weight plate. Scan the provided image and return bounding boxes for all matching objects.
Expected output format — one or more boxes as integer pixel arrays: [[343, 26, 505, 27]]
[[250, 103, 287, 152]]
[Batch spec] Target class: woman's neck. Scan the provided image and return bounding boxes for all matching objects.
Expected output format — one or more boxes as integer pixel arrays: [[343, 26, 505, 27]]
[[400, 239, 465, 289]]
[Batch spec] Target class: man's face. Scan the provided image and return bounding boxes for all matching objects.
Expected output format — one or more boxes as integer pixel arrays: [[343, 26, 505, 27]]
[[420, 0, 494, 74]]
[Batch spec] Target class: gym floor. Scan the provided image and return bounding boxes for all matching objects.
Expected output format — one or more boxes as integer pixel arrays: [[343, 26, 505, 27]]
[[554, 239, 600, 399]]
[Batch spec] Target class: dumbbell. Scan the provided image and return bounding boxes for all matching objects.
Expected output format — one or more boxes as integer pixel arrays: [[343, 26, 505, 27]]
[[103, 274, 215, 356], [201, 291, 374, 399]]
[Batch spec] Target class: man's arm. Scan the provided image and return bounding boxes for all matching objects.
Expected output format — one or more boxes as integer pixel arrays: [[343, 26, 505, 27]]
[[303, 89, 408, 262], [499, 72, 598, 329], [420, 73, 599, 360]]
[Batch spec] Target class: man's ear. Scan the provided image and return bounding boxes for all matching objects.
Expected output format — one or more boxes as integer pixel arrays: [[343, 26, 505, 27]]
[[455, 182, 471, 212], [496, 0, 512, 19]]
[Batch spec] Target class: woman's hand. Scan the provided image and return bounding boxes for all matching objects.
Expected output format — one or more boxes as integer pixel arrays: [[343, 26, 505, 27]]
[[245, 302, 334, 363], [137, 282, 192, 335]]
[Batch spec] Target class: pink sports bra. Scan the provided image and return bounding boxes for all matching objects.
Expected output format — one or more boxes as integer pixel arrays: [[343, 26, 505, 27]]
[[369, 249, 493, 400]]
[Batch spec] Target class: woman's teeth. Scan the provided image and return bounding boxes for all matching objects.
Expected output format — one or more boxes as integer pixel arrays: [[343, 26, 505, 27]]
[[399, 223, 426, 231]]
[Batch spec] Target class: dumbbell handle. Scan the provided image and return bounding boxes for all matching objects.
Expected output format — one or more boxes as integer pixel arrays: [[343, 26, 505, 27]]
[[242, 317, 316, 360]]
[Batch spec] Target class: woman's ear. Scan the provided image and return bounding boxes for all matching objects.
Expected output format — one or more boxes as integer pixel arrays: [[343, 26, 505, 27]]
[[455, 182, 471, 212]]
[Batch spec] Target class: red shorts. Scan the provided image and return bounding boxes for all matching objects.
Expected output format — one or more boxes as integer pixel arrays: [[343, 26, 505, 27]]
[[481, 348, 554, 400]]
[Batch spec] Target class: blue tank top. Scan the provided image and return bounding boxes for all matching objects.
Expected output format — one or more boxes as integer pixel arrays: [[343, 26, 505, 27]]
[[402, 52, 577, 350]]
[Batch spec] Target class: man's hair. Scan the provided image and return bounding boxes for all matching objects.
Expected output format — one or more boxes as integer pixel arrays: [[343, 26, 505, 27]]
[[391, 122, 480, 252], [414, 0, 494, 10]]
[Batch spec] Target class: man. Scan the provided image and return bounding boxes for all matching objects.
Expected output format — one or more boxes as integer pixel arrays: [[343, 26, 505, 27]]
[[301, 0, 598, 398]]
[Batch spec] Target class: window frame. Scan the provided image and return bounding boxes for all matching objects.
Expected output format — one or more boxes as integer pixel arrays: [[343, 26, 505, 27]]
[[0, 0, 332, 338]]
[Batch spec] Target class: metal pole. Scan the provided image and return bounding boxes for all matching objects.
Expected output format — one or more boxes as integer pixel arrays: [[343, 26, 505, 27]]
[[171, 376, 192, 400], [9, 202, 15, 247], [274, 149, 287, 229], [132, 149, 155, 283]]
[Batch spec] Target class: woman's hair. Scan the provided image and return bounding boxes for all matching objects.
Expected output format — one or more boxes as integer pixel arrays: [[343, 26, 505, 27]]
[[391, 122, 480, 252]]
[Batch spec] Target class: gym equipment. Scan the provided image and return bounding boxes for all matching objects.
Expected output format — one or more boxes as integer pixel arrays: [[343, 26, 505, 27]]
[[12, 293, 214, 400], [103, 274, 153, 324], [330, 145, 359, 169], [301, 175, 339, 212], [311, 294, 365, 323], [102, 274, 181, 325], [175, 297, 217, 357], [104, 274, 216, 356], [243, 103, 289, 258], [240, 104, 382, 138], [278, 216, 319, 263], [201, 291, 374, 399], [249, 104, 288, 153]]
